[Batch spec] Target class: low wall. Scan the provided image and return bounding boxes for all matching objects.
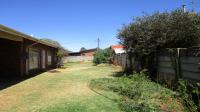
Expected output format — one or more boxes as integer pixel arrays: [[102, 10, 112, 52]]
[[63, 56, 93, 63]]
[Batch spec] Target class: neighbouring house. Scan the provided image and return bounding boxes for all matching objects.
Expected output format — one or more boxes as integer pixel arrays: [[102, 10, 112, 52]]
[[0, 25, 59, 77], [68, 52, 81, 56], [65, 48, 97, 62], [80, 48, 97, 57], [68, 48, 97, 57], [111, 45, 126, 54], [110, 45, 126, 66]]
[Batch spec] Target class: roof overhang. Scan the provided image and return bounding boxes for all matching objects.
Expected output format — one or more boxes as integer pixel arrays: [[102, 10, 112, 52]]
[[0, 25, 58, 48], [0, 30, 23, 41]]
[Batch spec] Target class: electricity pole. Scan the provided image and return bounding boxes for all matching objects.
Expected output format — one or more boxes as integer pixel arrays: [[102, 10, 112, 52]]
[[191, 0, 195, 12], [97, 38, 100, 50]]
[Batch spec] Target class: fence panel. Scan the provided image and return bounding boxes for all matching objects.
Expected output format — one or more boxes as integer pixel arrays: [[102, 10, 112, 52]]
[[112, 48, 200, 82], [180, 49, 200, 81], [157, 55, 177, 81], [157, 48, 200, 82]]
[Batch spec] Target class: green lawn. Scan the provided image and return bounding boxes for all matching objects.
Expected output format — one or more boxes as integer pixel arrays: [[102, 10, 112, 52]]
[[0, 62, 122, 112]]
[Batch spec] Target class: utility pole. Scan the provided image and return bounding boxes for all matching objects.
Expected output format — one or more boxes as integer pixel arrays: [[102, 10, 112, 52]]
[[97, 38, 100, 50], [191, 0, 195, 12], [182, 4, 186, 13]]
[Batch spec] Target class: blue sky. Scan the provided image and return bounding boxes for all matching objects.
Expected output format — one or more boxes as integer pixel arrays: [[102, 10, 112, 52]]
[[1, 0, 200, 51]]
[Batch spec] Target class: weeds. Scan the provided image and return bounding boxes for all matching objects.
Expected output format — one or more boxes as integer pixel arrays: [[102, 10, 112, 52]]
[[89, 73, 184, 112], [177, 79, 200, 112]]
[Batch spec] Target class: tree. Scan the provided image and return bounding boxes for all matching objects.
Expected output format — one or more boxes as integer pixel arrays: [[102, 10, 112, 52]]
[[117, 9, 200, 73], [93, 48, 112, 65], [80, 47, 86, 52]]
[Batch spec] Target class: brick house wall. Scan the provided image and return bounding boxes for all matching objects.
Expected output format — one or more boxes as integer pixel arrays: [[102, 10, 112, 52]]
[[0, 25, 58, 77], [81, 51, 95, 57]]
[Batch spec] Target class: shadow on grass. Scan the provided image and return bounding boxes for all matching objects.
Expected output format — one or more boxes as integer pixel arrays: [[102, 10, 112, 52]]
[[0, 74, 38, 91], [0, 68, 56, 91]]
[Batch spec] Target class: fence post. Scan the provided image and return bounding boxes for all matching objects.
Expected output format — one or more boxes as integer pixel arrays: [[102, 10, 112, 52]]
[[177, 48, 182, 80]]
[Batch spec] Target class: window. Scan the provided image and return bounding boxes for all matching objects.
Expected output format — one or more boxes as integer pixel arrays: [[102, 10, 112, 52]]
[[47, 51, 52, 66], [29, 49, 39, 70]]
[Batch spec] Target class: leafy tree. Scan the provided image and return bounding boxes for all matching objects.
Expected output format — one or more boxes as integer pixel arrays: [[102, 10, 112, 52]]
[[80, 47, 87, 52], [117, 9, 200, 73], [93, 48, 112, 65]]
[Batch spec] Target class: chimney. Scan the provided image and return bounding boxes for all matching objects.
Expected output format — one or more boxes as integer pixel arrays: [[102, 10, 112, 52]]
[[182, 5, 186, 13]]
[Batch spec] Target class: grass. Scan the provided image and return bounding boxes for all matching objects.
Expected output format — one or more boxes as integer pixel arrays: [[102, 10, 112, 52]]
[[89, 73, 185, 112], [0, 62, 122, 112]]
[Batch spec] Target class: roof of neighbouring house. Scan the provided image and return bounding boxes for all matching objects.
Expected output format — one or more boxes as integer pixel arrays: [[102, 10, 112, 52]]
[[111, 45, 126, 54], [111, 45, 125, 49], [80, 48, 97, 53], [69, 48, 97, 55], [0, 24, 58, 48]]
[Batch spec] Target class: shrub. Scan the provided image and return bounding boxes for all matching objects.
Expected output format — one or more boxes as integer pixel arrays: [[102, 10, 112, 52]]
[[177, 79, 200, 111], [117, 9, 200, 73], [93, 48, 112, 65]]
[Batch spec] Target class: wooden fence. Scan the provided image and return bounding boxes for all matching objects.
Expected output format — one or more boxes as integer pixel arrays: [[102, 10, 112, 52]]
[[179, 49, 199, 81], [112, 53, 127, 68], [157, 49, 178, 83], [113, 48, 200, 82]]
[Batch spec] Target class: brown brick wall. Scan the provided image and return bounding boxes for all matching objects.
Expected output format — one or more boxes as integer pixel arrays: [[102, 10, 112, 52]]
[[0, 38, 58, 76], [81, 51, 95, 57], [23, 39, 57, 75]]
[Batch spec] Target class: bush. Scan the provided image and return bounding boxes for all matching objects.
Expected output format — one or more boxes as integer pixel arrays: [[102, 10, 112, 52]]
[[117, 9, 200, 73], [89, 73, 185, 112], [93, 48, 112, 65], [177, 79, 200, 111]]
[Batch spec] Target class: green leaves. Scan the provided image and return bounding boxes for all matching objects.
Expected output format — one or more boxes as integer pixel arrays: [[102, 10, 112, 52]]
[[118, 9, 200, 55], [93, 48, 112, 65], [90, 73, 184, 112]]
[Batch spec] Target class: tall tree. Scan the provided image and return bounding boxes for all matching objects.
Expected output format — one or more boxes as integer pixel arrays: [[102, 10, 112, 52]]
[[80, 47, 87, 52]]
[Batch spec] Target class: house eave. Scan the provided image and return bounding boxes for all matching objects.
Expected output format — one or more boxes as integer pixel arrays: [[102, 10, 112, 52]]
[[0, 24, 58, 49]]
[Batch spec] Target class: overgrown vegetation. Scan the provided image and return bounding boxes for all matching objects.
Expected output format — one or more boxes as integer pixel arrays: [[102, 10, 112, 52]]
[[93, 48, 112, 65], [117, 9, 200, 73], [177, 79, 200, 112], [116, 9, 200, 111], [90, 73, 185, 112]]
